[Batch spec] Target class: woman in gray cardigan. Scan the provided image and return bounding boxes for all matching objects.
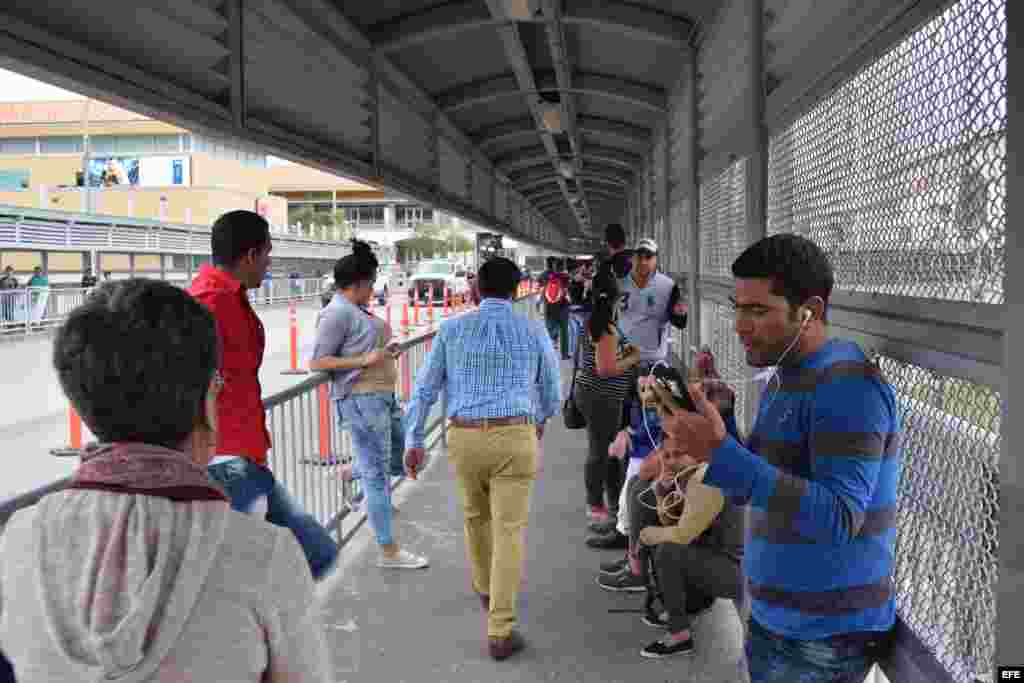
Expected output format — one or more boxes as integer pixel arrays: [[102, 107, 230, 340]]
[[0, 279, 330, 683]]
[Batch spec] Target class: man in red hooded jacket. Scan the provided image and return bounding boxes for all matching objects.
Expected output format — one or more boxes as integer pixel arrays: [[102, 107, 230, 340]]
[[188, 210, 338, 580]]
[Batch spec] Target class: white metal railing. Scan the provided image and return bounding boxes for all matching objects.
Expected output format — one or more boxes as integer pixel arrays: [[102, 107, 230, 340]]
[[0, 278, 325, 338], [0, 204, 349, 261]]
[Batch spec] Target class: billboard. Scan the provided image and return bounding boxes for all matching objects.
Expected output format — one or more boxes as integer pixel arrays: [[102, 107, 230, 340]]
[[87, 157, 190, 187]]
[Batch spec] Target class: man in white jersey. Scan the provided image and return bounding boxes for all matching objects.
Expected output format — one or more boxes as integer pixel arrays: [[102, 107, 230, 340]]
[[617, 239, 688, 370]]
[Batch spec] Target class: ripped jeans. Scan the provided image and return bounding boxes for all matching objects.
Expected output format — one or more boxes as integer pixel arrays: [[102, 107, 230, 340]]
[[338, 392, 406, 547]]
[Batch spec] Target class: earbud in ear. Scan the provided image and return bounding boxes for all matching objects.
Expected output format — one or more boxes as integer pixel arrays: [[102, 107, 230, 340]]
[[802, 309, 813, 324]]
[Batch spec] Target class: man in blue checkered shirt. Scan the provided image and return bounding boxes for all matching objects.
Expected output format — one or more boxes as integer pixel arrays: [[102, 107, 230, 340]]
[[404, 256, 561, 662]]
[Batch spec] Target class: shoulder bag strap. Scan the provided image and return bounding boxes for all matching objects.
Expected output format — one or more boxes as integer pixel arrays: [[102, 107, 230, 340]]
[[568, 324, 584, 399]]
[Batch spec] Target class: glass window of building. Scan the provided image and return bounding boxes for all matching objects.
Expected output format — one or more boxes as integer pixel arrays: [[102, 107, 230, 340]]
[[0, 138, 36, 155], [39, 137, 84, 154]]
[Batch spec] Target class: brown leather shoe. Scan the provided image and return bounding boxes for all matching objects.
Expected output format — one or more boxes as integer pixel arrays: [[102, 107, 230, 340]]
[[488, 630, 525, 661], [478, 593, 490, 610]]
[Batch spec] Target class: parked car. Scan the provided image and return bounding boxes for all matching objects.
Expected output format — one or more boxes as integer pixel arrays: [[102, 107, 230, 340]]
[[321, 264, 405, 305], [406, 260, 469, 305]]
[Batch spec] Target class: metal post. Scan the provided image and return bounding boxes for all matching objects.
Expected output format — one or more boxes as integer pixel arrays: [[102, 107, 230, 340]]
[[746, 0, 768, 243], [688, 48, 702, 353], [370, 66, 381, 179], [999, 0, 1022, 675], [225, 0, 246, 130], [81, 98, 91, 214], [742, 0, 768, 435]]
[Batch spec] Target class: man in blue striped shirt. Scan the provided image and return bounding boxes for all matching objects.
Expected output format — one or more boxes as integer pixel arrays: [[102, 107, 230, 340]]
[[404, 257, 561, 661], [663, 234, 901, 682]]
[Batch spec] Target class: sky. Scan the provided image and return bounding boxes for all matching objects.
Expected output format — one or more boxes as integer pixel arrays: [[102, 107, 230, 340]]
[[0, 68, 82, 101]]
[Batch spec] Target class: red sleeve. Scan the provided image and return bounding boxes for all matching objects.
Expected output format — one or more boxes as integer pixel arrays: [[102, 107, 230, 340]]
[[193, 290, 242, 371]]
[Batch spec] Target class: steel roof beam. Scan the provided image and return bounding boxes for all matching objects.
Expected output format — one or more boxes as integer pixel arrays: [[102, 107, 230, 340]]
[[438, 69, 666, 114], [483, 0, 591, 236], [371, 1, 499, 54], [473, 118, 541, 151], [562, 0, 693, 49], [495, 145, 642, 173], [579, 115, 651, 146], [516, 172, 629, 194], [371, 0, 693, 53], [479, 116, 650, 154], [511, 164, 632, 188]]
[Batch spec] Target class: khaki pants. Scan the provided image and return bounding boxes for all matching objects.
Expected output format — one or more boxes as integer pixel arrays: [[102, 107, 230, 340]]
[[447, 423, 537, 638]]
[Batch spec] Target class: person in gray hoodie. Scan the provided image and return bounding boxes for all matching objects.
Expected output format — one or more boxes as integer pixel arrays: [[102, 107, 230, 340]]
[[0, 278, 330, 683]]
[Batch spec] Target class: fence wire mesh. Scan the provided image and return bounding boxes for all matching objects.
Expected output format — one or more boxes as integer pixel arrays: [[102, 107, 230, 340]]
[[700, 158, 748, 278], [767, 0, 1006, 304], [878, 355, 1000, 682], [699, 298, 749, 432], [666, 195, 691, 276]]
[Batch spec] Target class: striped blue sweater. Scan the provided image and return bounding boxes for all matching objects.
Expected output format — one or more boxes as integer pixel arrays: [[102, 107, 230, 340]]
[[704, 339, 902, 641]]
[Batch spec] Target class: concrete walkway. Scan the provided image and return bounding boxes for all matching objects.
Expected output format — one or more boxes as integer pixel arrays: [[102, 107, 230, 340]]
[[318, 380, 747, 683]]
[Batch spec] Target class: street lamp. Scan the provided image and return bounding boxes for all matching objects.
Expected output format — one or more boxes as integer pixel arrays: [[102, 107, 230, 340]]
[[80, 97, 92, 213]]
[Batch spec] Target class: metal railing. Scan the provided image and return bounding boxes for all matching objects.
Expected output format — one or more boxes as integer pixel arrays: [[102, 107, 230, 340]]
[[0, 204, 350, 261], [0, 278, 326, 338]]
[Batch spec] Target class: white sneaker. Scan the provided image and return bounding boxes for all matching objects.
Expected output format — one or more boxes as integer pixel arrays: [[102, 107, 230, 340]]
[[378, 549, 429, 570]]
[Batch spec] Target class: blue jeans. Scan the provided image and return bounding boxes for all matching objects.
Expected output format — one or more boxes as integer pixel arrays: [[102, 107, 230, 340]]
[[744, 618, 886, 683], [338, 392, 406, 547], [207, 458, 339, 580]]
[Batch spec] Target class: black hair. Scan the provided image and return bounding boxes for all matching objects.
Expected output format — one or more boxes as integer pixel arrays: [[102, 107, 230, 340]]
[[732, 234, 834, 320], [211, 210, 271, 268], [605, 223, 626, 249], [333, 239, 379, 290], [53, 278, 220, 450], [587, 260, 620, 340], [477, 257, 521, 299]]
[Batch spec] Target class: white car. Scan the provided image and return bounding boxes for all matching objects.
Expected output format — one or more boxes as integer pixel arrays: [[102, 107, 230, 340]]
[[321, 265, 405, 305], [407, 260, 469, 305]]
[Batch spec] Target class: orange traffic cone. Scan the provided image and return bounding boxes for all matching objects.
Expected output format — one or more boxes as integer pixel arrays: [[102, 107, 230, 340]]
[[282, 301, 309, 375]]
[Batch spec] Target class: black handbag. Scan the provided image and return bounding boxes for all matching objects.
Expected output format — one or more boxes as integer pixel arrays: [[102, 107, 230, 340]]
[[563, 334, 587, 429]]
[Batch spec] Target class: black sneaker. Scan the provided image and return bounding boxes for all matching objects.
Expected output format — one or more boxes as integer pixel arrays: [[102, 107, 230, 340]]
[[600, 556, 629, 575], [588, 519, 617, 535], [641, 609, 669, 628], [597, 570, 646, 592], [641, 635, 695, 658]]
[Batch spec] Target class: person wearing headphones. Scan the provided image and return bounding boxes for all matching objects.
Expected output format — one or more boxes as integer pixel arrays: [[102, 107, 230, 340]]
[[661, 234, 902, 683]]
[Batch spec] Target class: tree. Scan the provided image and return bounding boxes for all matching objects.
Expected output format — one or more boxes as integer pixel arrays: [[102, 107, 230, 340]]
[[288, 206, 351, 242]]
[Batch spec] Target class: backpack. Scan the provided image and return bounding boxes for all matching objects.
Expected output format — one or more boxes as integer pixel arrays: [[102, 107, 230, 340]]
[[544, 274, 564, 305]]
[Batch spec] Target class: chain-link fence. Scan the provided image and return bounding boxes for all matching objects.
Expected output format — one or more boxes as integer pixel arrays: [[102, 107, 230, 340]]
[[767, 0, 1006, 305], [879, 356, 1000, 682], [700, 158, 748, 279], [760, 0, 1006, 679], [699, 299, 750, 433]]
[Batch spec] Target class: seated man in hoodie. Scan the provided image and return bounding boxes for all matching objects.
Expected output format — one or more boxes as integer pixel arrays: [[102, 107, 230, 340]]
[[0, 278, 330, 683]]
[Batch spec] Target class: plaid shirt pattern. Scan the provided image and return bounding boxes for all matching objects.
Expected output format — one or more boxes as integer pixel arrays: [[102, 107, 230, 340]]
[[404, 298, 562, 450]]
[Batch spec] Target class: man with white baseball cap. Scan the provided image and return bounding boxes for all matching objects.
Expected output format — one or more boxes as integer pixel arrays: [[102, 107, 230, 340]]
[[618, 238, 688, 368]]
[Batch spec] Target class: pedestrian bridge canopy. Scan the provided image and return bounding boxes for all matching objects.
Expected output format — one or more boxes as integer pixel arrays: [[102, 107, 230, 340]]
[[0, 0, 1015, 680]]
